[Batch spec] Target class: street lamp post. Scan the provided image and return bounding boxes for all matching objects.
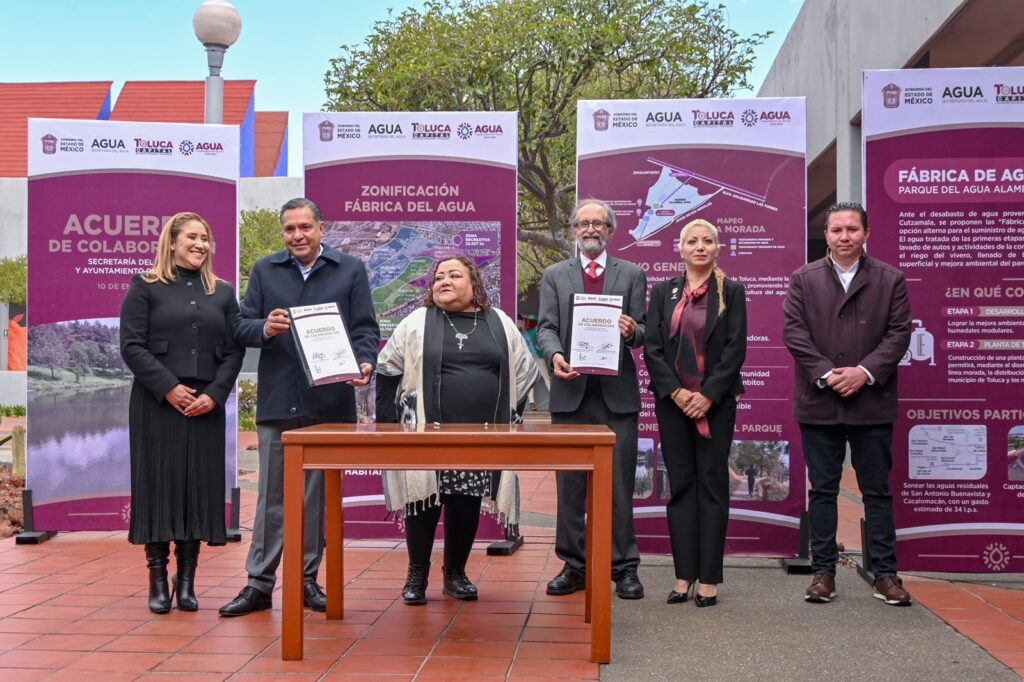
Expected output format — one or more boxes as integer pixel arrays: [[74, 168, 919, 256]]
[[193, 0, 242, 125]]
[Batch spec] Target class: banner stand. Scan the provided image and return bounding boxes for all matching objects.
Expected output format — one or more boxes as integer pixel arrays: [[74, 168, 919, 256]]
[[779, 511, 812, 574], [14, 490, 55, 545], [853, 518, 877, 585], [486, 524, 523, 556], [226, 486, 242, 542]]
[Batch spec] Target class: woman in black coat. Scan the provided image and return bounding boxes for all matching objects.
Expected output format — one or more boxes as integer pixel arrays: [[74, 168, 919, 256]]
[[120, 212, 243, 614], [644, 219, 746, 607]]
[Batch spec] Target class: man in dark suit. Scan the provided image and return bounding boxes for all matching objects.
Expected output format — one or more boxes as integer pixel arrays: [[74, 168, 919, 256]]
[[783, 201, 912, 606], [219, 198, 380, 616], [537, 198, 647, 599]]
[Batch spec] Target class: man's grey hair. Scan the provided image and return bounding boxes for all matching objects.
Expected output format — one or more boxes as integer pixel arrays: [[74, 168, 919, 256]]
[[279, 197, 323, 224], [570, 198, 616, 233]]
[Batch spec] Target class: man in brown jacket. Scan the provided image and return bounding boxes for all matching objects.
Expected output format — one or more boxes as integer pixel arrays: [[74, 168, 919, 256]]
[[783, 202, 912, 606]]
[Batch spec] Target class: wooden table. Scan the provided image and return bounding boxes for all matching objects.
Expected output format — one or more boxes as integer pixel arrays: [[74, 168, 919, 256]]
[[281, 422, 615, 663]]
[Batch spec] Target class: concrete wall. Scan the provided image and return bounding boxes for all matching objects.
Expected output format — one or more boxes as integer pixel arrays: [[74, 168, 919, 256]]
[[759, 0, 965, 201], [0, 179, 27, 260], [238, 176, 304, 212]]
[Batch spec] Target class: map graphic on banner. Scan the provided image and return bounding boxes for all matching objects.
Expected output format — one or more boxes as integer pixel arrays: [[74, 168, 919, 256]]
[[304, 111, 517, 538], [26, 118, 239, 532], [863, 67, 1024, 572], [578, 98, 806, 557]]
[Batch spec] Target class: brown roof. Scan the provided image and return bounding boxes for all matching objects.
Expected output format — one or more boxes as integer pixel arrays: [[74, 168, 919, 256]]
[[254, 111, 288, 177], [110, 80, 256, 124], [0, 81, 113, 177]]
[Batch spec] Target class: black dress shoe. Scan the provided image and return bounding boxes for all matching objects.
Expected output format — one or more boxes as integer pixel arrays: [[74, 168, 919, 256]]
[[546, 566, 585, 596], [218, 586, 272, 617], [303, 581, 327, 612], [666, 583, 694, 604], [402, 563, 429, 606], [694, 590, 718, 608], [442, 567, 479, 601], [616, 567, 644, 600]]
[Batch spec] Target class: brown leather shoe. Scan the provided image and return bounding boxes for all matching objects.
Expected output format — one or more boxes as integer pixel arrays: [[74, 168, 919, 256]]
[[873, 575, 912, 606], [804, 573, 836, 603]]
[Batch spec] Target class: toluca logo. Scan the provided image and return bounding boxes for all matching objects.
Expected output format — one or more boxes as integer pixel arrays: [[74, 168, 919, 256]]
[[411, 122, 451, 139], [646, 111, 683, 124], [179, 140, 195, 156], [134, 138, 173, 155], [41, 134, 58, 154], [740, 109, 758, 127], [691, 110, 734, 127], [995, 83, 1024, 103], [942, 85, 985, 101], [457, 122, 473, 140], [91, 138, 126, 150], [368, 123, 403, 137]]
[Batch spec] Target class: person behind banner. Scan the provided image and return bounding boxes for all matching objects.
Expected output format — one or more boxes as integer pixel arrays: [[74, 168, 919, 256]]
[[644, 219, 746, 607], [536, 198, 647, 600], [219, 198, 380, 617], [782, 201, 912, 606], [119, 212, 244, 614], [376, 255, 538, 605]]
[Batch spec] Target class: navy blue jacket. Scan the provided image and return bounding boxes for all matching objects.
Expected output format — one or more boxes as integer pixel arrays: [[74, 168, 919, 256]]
[[234, 245, 380, 423]]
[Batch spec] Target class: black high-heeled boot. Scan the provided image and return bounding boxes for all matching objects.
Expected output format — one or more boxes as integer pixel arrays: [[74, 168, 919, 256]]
[[173, 540, 200, 611], [402, 563, 429, 605], [144, 542, 171, 614]]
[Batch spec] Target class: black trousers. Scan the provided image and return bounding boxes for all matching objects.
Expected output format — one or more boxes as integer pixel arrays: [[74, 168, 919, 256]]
[[655, 395, 736, 584], [801, 423, 897, 578], [552, 377, 640, 578], [404, 493, 483, 573]]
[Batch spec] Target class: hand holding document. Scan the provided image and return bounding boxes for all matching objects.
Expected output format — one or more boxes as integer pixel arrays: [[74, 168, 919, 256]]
[[568, 293, 623, 376], [289, 302, 362, 386]]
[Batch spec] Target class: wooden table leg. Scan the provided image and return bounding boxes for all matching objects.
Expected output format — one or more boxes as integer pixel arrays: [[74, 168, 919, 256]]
[[282, 444, 305, 660], [590, 445, 612, 664], [585, 471, 594, 625], [325, 469, 343, 619]]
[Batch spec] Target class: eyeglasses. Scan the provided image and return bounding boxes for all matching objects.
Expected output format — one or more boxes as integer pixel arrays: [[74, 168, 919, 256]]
[[575, 220, 608, 230]]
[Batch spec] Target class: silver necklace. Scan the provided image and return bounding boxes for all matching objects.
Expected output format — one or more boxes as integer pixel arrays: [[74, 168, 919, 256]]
[[442, 310, 478, 350]]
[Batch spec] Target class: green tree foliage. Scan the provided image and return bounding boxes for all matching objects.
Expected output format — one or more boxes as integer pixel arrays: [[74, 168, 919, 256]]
[[324, 0, 768, 289], [239, 209, 282, 299], [0, 255, 27, 306]]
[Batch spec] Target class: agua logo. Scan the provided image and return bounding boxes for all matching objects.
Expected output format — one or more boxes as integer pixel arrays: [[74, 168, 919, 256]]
[[758, 111, 791, 124], [457, 123, 474, 140], [196, 141, 224, 153], [368, 123, 403, 136], [646, 111, 683, 124], [474, 124, 502, 136], [942, 85, 984, 99], [92, 138, 126, 150]]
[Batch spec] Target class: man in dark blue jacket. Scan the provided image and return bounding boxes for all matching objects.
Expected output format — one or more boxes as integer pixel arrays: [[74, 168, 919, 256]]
[[219, 198, 380, 616]]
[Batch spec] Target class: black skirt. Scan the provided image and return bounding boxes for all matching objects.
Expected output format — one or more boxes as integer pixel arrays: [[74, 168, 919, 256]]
[[127, 378, 227, 545]]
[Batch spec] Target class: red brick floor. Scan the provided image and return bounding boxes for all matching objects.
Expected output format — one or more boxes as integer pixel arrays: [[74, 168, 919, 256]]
[[1, 463, 1023, 678]]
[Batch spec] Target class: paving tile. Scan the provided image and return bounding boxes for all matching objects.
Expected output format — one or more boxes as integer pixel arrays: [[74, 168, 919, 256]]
[[331, 654, 425, 674], [521, 626, 591, 644], [321, 674, 413, 682], [262, 637, 355, 658], [55, 618, 146, 636], [509, 657, 600, 679], [100, 634, 195, 653], [526, 613, 590, 629], [45, 671, 140, 682], [515, 641, 592, 660], [0, 648, 84, 669], [432, 639, 517, 658], [417, 656, 512, 678], [0, 632, 40, 649], [137, 674, 229, 682], [152, 652, 253, 673], [443, 623, 523, 641], [180, 635, 275, 655], [19, 633, 118, 651], [346, 637, 437, 656], [66, 650, 169, 672], [237, 653, 337, 674], [0, 669, 54, 682]]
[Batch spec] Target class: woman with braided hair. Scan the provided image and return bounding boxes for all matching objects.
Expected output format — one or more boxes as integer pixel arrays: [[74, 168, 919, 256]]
[[644, 219, 747, 608]]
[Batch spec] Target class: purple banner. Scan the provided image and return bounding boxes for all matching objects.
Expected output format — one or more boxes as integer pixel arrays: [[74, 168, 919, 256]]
[[27, 118, 239, 532], [304, 113, 518, 539], [864, 68, 1024, 572], [577, 99, 807, 557]]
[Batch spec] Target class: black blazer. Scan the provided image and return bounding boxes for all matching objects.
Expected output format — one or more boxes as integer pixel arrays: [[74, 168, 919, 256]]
[[232, 245, 380, 423], [644, 274, 747, 403], [120, 268, 244, 406]]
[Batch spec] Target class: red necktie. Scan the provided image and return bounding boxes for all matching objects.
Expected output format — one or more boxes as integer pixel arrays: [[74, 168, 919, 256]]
[[586, 261, 599, 279]]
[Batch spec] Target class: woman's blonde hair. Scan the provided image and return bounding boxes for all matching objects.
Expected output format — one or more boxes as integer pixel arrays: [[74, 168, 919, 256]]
[[678, 218, 726, 315], [142, 212, 219, 294]]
